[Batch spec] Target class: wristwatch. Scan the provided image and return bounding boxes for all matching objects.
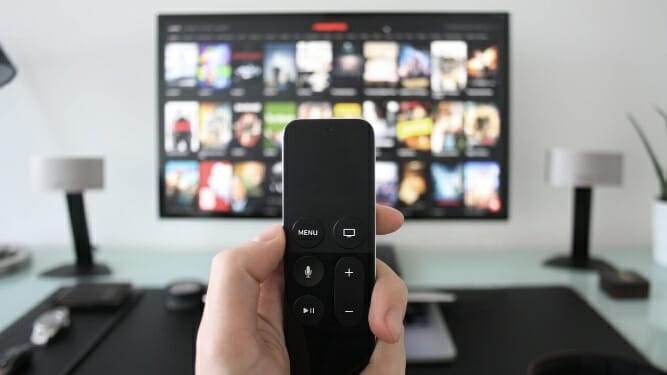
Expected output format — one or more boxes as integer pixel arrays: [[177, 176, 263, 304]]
[[30, 307, 70, 346]]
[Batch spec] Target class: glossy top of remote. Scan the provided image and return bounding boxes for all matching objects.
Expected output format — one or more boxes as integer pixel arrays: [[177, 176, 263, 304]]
[[283, 119, 375, 375]]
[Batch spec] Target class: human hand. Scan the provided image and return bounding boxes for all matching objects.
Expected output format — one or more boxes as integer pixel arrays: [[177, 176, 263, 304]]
[[196, 204, 407, 375]]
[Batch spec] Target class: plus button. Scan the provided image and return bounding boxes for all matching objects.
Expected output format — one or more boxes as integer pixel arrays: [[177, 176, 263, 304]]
[[345, 268, 354, 278]]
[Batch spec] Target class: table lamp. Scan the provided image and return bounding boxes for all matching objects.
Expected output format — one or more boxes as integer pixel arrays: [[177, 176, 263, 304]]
[[545, 149, 623, 271], [0, 45, 16, 87], [31, 157, 111, 277]]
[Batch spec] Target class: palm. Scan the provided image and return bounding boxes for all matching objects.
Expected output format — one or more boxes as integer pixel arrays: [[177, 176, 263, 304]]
[[251, 314, 289, 374], [236, 267, 290, 374]]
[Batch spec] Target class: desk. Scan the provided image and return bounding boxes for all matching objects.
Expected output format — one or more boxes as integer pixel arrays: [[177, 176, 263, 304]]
[[2, 246, 667, 369]]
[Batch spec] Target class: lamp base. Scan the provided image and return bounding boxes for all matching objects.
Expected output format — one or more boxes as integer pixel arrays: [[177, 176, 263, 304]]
[[40, 263, 111, 278], [544, 255, 615, 272]]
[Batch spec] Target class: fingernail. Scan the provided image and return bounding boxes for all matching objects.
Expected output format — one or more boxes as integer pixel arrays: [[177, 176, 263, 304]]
[[255, 224, 282, 242], [385, 306, 404, 341]]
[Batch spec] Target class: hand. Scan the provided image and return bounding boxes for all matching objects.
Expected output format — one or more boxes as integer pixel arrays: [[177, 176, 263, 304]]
[[196, 204, 407, 375]]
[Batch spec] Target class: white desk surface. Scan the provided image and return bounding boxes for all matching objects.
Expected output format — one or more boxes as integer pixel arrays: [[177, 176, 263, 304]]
[[2, 246, 666, 369]]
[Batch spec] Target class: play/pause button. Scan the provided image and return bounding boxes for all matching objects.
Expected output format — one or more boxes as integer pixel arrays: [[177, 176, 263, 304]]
[[303, 307, 315, 314], [293, 295, 324, 326]]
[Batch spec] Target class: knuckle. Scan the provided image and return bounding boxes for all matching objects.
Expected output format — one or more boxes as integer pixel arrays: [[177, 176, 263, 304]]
[[211, 249, 238, 272]]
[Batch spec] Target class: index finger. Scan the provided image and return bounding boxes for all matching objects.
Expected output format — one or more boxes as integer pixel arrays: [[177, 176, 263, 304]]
[[376, 204, 404, 235], [368, 259, 409, 343]]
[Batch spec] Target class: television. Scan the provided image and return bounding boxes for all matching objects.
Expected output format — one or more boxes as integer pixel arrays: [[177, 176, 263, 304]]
[[158, 13, 509, 219]]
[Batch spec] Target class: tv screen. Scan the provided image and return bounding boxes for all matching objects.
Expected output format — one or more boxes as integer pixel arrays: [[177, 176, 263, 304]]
[[158, 13, 509, 219]]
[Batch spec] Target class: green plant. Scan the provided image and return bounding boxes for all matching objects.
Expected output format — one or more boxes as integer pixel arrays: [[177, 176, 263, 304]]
[[628, 107, 667, 201]]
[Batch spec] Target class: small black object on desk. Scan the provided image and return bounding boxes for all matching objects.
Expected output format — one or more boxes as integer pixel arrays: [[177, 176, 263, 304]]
[[599, 269, 650, 299], [53, 283, 133, 310], [164, 281, 206, 312]]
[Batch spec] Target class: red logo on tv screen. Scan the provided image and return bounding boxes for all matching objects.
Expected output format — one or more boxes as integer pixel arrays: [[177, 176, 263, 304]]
[[312, 22, 348, 32]]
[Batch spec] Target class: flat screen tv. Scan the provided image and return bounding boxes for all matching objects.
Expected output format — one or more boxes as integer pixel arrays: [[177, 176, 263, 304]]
[[158, 13, 509, 219]]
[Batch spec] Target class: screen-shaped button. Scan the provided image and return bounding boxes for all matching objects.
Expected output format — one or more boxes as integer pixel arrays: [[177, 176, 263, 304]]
[[293, 256, 324, 287], [291, 217, 324, 248], [333, 217, 364, 249], [334, 256, 364, 326], [293, 295, 324, 326]]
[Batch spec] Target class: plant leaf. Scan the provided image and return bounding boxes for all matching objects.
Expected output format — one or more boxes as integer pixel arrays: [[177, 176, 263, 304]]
[[656, 106, 667, 200], [655, 105, 667, 123], [656, 106, 667, 143], [628, 113, 667, 200]]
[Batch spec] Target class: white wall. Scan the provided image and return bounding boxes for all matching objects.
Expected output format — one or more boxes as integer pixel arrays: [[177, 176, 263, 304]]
[[1, 0, 666, 252]]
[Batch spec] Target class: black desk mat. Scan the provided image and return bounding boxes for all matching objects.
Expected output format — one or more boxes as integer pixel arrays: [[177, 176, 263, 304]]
[[410, 287, 646, 374], [0, 290, 141, 375], [0, 286, 647, 374], [74, 290, 200, 375]]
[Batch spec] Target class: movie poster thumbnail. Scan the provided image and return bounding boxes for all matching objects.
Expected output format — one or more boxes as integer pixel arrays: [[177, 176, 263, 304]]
[[263, 102, 296, 157], [197, 43, 232, 90], [231, 47, 264, 95], [363, 41, 399, 88], [431, 101, 465, 156], [376, 161, 399, 206], [331, 41, 364, 91], [268, 161, 282, 195], [431, 41, 467, 97], [463, 161, 501, 214], [296, 41, 333, 94], [431, 162, 463, 207], [333, 103, 362, 118], [467, 44, 499, 84], [398, 161, 429, 210], [164, 160, 199, 211], [164, 101, 200, 155], [298, 102, 333, 119], [463, 102, 500, 154], [231, 161, 266, 214], [396, 101, 433, 152], [198, 102, 233, 156], [264, 43, 297, 95], [230, 102, 263, 157], [165, 42, 198, 88], [398, 43, 431, 91], [362, 101, 398, 149], [264, 161, 283, 214], [198, 161, 233, 212]]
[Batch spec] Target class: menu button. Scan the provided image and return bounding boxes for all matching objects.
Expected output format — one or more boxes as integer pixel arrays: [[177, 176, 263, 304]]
[[291, 217, 324, 248]]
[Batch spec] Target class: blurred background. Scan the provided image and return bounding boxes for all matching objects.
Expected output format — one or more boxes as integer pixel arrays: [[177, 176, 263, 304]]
[[0, 0, 665, 251]]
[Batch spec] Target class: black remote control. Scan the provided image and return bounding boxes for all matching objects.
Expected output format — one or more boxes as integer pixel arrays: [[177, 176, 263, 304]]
[[283, 119, 376, 375]]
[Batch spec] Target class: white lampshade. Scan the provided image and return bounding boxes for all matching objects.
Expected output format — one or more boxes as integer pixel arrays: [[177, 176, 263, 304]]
[[546, 149, 623, 188], [31, 157, 104, 192]]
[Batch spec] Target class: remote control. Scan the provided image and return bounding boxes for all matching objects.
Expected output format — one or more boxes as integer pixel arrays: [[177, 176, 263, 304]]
[[283, 119, 376, 375]]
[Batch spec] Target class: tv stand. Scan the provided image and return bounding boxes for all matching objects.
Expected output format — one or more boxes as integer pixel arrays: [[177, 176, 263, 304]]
[[376, 244, 458, 362]]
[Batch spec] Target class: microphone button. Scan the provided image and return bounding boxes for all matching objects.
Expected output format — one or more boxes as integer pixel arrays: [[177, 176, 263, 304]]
[[294, 256, 324, 287]]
